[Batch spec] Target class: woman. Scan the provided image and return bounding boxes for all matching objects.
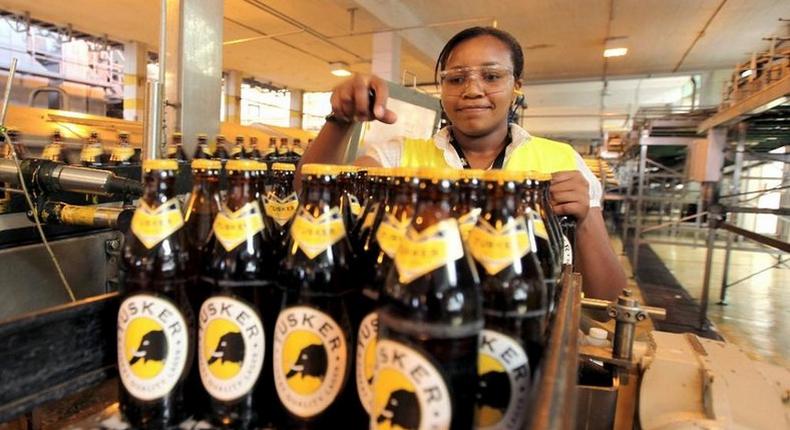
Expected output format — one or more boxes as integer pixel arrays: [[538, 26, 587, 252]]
[[300, 26, 626, 300]]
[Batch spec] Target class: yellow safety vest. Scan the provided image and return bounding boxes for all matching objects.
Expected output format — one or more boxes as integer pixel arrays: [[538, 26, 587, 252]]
[[400, 135, 578, 173]]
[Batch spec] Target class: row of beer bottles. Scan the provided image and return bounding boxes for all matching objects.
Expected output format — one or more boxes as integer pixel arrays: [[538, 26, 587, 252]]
[[1, 129, 141, 166], [167, 133, 309, 164], [119, 160, 567, 429]]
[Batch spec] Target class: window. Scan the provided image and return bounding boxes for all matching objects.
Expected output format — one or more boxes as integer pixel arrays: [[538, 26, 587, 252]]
[[240, 82, 290, 127]]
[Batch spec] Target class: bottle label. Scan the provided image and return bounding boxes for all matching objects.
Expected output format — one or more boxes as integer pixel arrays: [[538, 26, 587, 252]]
[[375, 213, 411, 258], [201, 145, 213, 157], [467, 218, 531, 276], [457, 207, 482, 242], [230, 145, 242, 156], [273, 306, 348, 418], [476, 330, 531, 430], [198, 296, 265, 401], [111, 146, 136, 162], [531, 212, 549, 240], [263, 192, 299, 226], [361, 204, 380, 231], [355, 312, 378, 413], [290, 207, 346, 259], [41, 144, 62, 160], [130, 198, 185, 249], [213, 201, 265, 251], [80, 145, 104, 162], [372, 339, 451, 429], [394, 218, 464, 284], [349, 194, 362, 217], [117, 294, 189, 401], [562, 234, 573, 265], [166, 145, 177, 156]]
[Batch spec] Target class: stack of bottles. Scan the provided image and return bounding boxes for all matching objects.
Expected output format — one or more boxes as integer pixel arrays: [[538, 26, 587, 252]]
[[165, 134, 310, 168], [118, 161, 571, 430]]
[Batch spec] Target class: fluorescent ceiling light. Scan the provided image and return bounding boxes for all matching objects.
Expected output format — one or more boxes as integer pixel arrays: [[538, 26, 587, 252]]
[[603, 47, 628, 58], [740, 69, 753, 78], [330, 62, 352, 77]]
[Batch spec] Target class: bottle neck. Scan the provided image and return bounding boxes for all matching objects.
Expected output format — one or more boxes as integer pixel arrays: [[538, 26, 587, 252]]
[[226, 171, 256, 211], [414, 179, 453, 229], [191, 171, 220, 195], [143, 171, 177, 206], [483, 181, 519, 220], [303, 175, 337, 208]]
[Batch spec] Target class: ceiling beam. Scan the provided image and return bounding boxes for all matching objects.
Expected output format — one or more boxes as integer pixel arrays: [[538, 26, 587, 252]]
[[350, 0, 445, 65]]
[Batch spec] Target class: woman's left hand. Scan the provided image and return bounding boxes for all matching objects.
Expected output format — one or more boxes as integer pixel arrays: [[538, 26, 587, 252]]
[[549, 171, 590, 222]]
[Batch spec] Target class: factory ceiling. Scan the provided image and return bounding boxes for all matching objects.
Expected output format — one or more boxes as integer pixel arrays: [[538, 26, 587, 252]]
[[0, 0, 787, 91]]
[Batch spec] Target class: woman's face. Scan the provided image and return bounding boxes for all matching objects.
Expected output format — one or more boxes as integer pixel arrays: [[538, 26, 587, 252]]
[[440, 35, 522, 137]]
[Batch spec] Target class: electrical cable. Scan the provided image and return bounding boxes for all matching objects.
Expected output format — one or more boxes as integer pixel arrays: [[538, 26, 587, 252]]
[[2, 128, 75, 302]]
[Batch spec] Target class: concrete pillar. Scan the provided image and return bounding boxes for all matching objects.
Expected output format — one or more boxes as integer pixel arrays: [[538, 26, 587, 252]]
[[225, 70, 242, 123], [164, 0, 223, 157], [289, 89, 303, 129], [123, 41, 148, 121], [371, 31, 401, 82]]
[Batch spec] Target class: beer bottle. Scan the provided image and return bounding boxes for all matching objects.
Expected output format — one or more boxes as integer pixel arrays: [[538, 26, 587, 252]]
[[199, 159, 269, 428], [262, 163, 298, 257], [536, 173, 571, 269], [274, 163, 359, 428], [184, 159, 222, 269], [521, 174, 560, 313], [41, 130, 65, 162], [454, 169, 485, 242], [263, 137, 278, 164], [351, 167, 389, 250], [5, 129, 26, 159], [230, 136, 245, 159], [214, 135, 230, 161], [110, 131, 140, 166], [247, 136, 262, 160], [118, 159, 193, 428], [354, 167, 418, 417], [373, 167, 482, 430], [337, 166, 362, 235], [80, 131, 106, 167], [277, 137, 289, 162], [167, 132, 188, 162], [467, 170, 547, 429], [194, 134, 214, 160]]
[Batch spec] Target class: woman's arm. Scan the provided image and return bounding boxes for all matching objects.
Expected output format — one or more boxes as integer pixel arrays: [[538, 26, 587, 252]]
[[550, 171, 627, 301], [295, 73, 395, 186]]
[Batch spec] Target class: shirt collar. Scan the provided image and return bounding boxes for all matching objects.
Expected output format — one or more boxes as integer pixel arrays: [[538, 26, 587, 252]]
[[433, 124, 532, 169]]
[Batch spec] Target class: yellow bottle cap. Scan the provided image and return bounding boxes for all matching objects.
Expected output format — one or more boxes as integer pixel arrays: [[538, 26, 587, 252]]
[[271, 162, 296, 172], [301, 163, 341, 176], [392, 167, 420, 178], [143, 159, 178, 171], [458, 168, 486, 180], [191, 159, 221, 170], [226, 159, 262, 171], [365, 167, 390, 177], [482, 169, 526, 183], [416, 167, 460, 181], [337, 165, 360, 174]]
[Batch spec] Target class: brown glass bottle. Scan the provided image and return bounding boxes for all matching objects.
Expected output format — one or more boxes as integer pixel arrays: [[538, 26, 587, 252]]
[[199, 159, 270, 429], [374, 167, 482, 430], [41, 130, 65, 162], [214, 135, 230, 161], [230, 135, 245, 159], [262, 163, 298, 258], [246, 136, 262, 160], [110, 131, 141, 166], [80, 131, 106, 167], [521, 175, 560, 314], [263, 137, 278, 165], [351, 167, 389, 251], [535, 174, 566, 269], [277, 137, 289, 161], [467, 170, 547, 427], [193, 134, 214, 160], [118, 159, 193, 429], [337, 166, 362, 236], [453, 169, 485, 242], [184, 159, 222, 269], [274, 163, 360, 428], [167, 132, 188, 162]]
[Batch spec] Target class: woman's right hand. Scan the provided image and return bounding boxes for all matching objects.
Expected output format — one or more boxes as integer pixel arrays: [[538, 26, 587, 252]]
[[329, 73, 398, 124]]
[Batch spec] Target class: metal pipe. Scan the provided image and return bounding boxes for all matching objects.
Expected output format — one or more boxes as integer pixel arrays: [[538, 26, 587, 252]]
[[640, 211, 709, 234], [718, 221, 790, 253], [699, 203, 718, 329], [142, 81, 163, 161], [632, 144, 648, 275], [0, 58, 16, 125]]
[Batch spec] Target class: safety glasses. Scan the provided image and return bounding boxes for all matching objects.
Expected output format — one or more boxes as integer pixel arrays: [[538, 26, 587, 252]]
[[439, 65, 514, 96]]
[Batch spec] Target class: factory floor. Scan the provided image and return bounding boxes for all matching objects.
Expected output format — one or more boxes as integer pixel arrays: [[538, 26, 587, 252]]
[[636, 239, 789, 369]]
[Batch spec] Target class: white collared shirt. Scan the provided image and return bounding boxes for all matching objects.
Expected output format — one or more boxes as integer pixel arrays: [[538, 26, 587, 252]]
[[360, 124, 602, 208]]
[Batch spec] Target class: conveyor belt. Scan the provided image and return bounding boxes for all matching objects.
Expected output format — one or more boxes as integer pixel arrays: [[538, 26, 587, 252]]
[[625, 240, 722, 340]]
